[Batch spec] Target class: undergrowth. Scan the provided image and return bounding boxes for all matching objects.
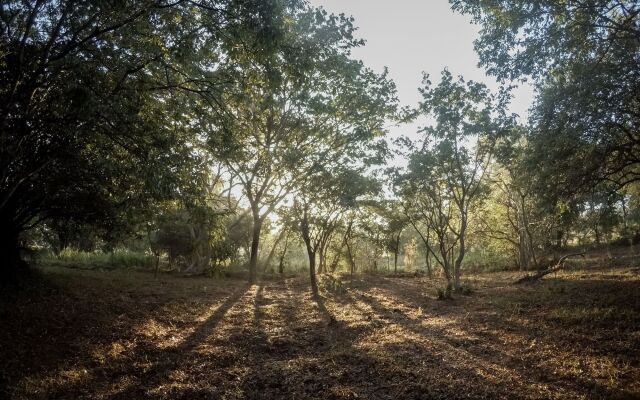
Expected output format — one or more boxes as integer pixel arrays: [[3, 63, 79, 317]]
[[38, 249, 154, 269]]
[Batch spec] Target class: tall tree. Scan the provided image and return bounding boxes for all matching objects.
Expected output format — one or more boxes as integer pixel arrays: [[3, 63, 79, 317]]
[[400, 70, 510, 290], [207, 5, 396, 283], [0, 0, 238, 277]]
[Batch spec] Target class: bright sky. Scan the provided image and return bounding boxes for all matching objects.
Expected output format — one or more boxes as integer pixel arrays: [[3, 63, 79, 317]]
[[309, 0, 535, 144]]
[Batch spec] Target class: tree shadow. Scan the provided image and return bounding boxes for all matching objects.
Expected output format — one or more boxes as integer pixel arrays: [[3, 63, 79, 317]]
[[349, 279, 638, 400], [102, 282, 252, 399]]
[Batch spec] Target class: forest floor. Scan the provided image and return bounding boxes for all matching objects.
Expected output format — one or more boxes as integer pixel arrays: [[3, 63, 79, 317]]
[[1, 248, 640, 399]]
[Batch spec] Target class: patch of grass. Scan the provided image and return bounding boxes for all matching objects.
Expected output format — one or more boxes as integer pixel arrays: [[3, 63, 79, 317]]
[[3, 250, 640, 400], [38, 248, 154, 269], [462, 250, 514, 273]]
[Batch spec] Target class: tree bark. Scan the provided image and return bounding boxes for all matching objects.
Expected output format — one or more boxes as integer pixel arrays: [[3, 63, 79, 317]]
[[262, 228, 287, 273], [518, 228, 528, 271], [425, 252, 432, 278], [346, 240, 356, 278], [249, 216, 262, 283], [277, 236, 288, 274], [393, 250, 398, 273], [453, 214, 466, 291], [308, 250, 318, 296], [393, 232, 401, 273]]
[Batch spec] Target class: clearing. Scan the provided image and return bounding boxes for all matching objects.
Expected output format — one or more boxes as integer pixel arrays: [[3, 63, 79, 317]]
[[1, 257, 640, 399]]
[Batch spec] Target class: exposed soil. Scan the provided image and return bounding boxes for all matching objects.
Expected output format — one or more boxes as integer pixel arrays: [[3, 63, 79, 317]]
[[1, 259, 639, 399]]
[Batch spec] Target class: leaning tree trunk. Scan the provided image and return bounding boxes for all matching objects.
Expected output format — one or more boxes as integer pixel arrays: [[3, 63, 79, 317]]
[[515, 252, 586, 284]]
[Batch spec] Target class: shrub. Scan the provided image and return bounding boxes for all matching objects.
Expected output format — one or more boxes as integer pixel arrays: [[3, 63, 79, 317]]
[[319, 275, 346, 295]]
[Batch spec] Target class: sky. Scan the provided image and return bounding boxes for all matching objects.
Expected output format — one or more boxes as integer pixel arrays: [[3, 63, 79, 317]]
[[308, 0, 535, 143]]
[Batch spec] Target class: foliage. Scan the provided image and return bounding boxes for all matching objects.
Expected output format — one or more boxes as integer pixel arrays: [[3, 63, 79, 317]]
[[0, 0, 242, 275], [451, 0, 640, 190], [206, 3, 397, 282], [397, 70, 511, 287]]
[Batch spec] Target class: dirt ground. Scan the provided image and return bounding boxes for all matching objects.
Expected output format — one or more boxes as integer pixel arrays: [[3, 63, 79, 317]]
[[1, 255, 639, 399]]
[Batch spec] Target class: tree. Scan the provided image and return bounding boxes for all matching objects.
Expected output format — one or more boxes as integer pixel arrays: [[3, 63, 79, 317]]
[[399, 70, 510, 290], [451, 0, 640, 190], [0, 0, 242, 277], [472, 158, 550, 271], [295, 168, 379, 295], [398, 155, 458, 285], [375, 201, 408, 273], [208, 4, 396, 283]]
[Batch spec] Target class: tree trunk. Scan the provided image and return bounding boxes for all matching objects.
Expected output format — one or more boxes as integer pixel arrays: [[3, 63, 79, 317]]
[[249, 216, 263, 283], [393, 232, 401, 273], [154, 253, 160, 277], [393, 251, 398, 273], [439, 239, 453, 287], [308, 250, 318, 296], [0, 227, 23, 282], [518, 230, 528, 272], [556, 230, 563, 248], [318, 247, 325, 274], [515, 252, 585, 284], [621, 196, 629, 241], [262, 228, 287, 273], [425, 252, 432, 278], [277, 234, 289, 274], [346, 240, 356, 278], [184, 225, 210, 275], [453, 233, 464, 291], [519, 193, 538, 268], [452, 208, 468, 291], [442, 257, 452, 286]]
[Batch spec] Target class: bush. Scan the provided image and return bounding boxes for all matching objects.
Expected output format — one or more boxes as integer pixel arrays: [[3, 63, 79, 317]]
[[319, 275, 346, 295]]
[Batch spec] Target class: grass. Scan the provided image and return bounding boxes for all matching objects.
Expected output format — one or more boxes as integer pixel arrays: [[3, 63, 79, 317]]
[[1, 248, 639, 399], [37, 248, 155, 269]]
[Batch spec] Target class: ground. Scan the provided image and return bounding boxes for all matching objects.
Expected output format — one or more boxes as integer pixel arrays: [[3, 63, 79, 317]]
[[1, 251, 639, 399]]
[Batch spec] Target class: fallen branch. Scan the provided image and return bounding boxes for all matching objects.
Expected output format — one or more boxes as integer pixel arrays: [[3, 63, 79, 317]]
[[515, 252, 586, 284]]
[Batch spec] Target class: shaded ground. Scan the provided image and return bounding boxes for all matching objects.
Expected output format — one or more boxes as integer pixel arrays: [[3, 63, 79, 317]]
[[1, 258, 640, 399]]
